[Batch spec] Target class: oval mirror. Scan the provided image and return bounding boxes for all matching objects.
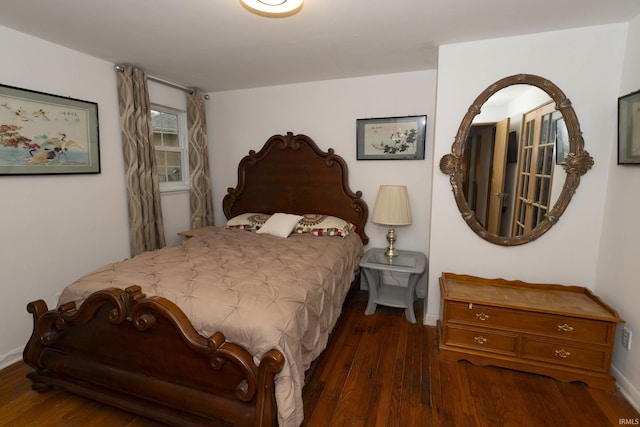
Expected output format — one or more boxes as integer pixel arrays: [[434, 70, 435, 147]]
[[440, 74, 594, 245]]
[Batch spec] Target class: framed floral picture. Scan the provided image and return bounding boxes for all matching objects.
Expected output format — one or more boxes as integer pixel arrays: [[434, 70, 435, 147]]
[[356, 115, 426, 160], [0, 83, 100, 175], [618, 89, 640, 164]]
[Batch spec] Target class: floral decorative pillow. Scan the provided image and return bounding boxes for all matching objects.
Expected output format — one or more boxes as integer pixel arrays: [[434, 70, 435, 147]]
[[225, 213, 271, 230], [294, 214, 354, 237]]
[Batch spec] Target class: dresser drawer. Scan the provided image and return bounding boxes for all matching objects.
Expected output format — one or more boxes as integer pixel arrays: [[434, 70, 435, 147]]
[[443, 324, 518, 356], [445, 301, 611, 345], [521, 338, 609, 371]]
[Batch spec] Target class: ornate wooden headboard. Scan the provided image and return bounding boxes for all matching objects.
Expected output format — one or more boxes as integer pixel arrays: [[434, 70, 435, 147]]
[[223, 132, 369, 244]]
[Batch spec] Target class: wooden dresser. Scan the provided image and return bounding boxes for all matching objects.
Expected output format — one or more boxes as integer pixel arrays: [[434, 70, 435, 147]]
[[438, 273, 623, 391]]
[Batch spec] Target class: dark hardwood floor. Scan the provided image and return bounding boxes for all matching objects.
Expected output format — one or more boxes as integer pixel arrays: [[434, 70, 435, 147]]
[[1, 291, 638, 426]]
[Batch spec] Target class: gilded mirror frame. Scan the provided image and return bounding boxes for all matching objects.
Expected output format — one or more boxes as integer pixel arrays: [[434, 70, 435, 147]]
[[440, 74, 594, 245]]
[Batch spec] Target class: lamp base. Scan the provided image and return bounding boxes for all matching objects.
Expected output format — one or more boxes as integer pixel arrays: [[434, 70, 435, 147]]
[[385, 226, 398, 257]]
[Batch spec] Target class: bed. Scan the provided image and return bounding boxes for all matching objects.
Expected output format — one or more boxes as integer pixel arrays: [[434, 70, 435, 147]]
[[23, 132, 369, 427]]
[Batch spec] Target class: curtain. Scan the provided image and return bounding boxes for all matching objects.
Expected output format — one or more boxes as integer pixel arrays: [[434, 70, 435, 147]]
[[187, 89, 214, 229], [116, 65, 166, 256]]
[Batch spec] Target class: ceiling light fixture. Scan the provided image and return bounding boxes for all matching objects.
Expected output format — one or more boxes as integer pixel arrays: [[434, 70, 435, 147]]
[[240, 0, 303, 17]]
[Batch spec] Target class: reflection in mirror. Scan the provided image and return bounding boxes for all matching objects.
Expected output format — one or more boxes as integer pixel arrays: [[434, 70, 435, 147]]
[[440, 75, 594, 246], [464, 86, 565, 237]]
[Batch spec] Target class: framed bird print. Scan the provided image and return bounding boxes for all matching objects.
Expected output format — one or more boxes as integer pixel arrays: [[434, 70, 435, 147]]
[[356, 115, 426, 160], [0, 83, 100, 175]]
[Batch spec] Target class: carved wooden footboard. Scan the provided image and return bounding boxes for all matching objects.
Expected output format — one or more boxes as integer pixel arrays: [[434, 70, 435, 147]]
[[23, 286, 285, 427]]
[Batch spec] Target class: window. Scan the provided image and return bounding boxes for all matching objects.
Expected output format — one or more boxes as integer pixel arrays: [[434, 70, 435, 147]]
[[151, 106, 189, 191]]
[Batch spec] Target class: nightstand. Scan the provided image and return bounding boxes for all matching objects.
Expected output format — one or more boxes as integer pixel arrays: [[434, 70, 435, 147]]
[[359, 248, 427, 323], [177, 226, 217, 238]]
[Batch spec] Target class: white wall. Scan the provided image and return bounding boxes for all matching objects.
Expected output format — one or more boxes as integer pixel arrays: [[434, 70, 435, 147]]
[[0, 26, 130, 367], [431, 23, 637, 405], [596, 14, 640, 410], [208, 71, 437, 296]]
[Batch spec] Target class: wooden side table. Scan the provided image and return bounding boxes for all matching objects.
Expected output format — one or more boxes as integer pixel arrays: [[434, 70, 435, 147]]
[[359, 248, 427, 324], [177, 226, 217, 238]]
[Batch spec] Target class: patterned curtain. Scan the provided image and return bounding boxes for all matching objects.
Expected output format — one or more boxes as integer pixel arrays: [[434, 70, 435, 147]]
[[187, 89, 214, 229], [116, 65, 166, 256]]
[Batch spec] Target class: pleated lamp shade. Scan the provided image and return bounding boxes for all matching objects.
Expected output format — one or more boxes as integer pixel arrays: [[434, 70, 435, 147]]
[[371, 185, 412, 226]]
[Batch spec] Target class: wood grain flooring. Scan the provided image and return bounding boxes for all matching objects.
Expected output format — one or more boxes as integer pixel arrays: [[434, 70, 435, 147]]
[[1, 291, 638, 426]]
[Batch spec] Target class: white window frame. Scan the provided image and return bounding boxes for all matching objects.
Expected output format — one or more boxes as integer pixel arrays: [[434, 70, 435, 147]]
[[151, 104, 190, 193]]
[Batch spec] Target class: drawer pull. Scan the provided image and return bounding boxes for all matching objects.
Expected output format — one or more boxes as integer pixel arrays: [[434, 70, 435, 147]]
[[474, 336, 488, 344], [476, 312, 490, 321], [557, 323, 574, 332], [554, 349, 571, 359]]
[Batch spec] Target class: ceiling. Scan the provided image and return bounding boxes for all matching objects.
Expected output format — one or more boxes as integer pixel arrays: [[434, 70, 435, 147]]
[[2, 0, 640, 92]]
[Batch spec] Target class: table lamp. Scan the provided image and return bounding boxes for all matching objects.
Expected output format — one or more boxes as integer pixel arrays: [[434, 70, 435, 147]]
[[371, 185, 412, 257]]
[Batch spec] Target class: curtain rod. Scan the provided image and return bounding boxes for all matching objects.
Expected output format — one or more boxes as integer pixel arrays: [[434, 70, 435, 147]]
[[114, 65, 209, 99]]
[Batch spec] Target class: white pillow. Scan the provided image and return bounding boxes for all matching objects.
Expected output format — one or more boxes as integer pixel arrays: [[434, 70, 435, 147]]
[[255, 213, 303, 238]]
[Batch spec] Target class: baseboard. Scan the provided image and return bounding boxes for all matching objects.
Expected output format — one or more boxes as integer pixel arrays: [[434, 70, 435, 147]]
[[0, 346, 24, 370], [422, 313, 439, 326], [612, 364, 640, 412]]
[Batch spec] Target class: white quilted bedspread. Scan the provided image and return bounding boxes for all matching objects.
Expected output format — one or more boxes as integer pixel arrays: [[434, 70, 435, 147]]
[[59, 227, 363, 426]]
